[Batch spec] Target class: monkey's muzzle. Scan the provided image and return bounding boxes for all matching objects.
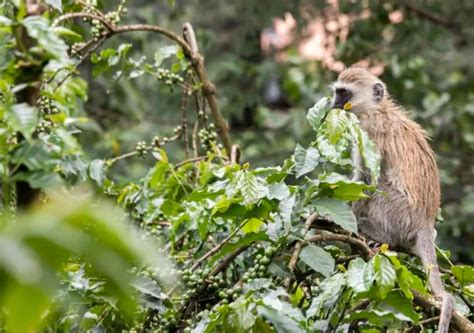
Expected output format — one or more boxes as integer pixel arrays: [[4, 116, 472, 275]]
[[333, 88, 353, 109]]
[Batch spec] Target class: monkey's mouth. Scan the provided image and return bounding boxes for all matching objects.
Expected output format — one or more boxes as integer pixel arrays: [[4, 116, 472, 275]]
[[333, 101, 345, 109], [334, 100, 352, 110]]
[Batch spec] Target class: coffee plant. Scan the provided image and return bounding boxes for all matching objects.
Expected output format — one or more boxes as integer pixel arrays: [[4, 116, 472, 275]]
[[0, 1, 473, 332]]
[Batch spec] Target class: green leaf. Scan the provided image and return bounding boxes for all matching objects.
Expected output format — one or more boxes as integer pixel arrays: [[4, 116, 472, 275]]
[[299, 244, 335, 277], [89, 159, 107, 186], [267, 182, 290, 200], [319, 173, 374, 201], [294, 144, 319, 178], [242, 218, 264, 233], [212, 196, 238, 214], [396, 266, 414, 299], [0, 236, 41, 283], [5, 285, 51, 333], [5, 104, 38, 140], [382, 291, 420, 323], [0, 15, 12, 25], [15, 171, 62, 189], [452, 265, 474, 286], [347, 257, 373, 293], [348, 120, 381, 184], [237, 171, 268, 206], [314, 198, 357, 234], [22, 16, 68, 59], [325, 109, 348, 144], [133, 275, 162, 299], [256, 306, 305, 333], [209, 232, 268, 265], [154, 45, 179, 67], [129, 69, 144, 79], [45, 0, 62, 11], [374, 254, 396, 298], [307, 97, 332, 130], [52, 27, 81, 39], [307, 273, 345, 316]]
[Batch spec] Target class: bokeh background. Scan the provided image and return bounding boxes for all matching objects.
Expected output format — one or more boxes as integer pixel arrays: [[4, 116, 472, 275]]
[[82, 1, 474, 263]]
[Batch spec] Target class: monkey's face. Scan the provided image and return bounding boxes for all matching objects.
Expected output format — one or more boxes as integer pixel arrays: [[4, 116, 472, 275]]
[[332, 67, 386, 114], [332, 81, 385, 114]]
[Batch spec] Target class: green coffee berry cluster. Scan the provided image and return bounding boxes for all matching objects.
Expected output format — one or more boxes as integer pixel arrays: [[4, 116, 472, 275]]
[[242, 246, 276, 282], [104, 0, 128, 25], [70, 42, 85, 57], [135, 141, 148, 159], [81, 6, 103, 40], [217, 286, 243, 304], [181, 283, 244, 332], [38, 95, 60, 115], [143, 224, 164, 238], [36, 120, 53, 133], [155, 314, 178, 331], [156, 68, 184, 86], [198, 123, 217, 152], [152, 126, 181, 147], [90, 18, 104, 40]]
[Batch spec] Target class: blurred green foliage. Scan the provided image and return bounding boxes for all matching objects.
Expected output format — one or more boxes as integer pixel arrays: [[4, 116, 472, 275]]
[[0, 191, 173, 332]]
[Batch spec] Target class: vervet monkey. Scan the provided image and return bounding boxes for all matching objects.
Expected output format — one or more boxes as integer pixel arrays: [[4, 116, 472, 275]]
[[332, 67, 453, 333]]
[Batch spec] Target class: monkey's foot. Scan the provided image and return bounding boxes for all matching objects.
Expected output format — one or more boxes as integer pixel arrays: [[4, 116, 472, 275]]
[[367, 241, 382, 252]]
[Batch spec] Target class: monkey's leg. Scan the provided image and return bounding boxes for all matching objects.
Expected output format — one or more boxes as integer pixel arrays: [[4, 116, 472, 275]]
[[357, 217, 390, 245], [414, 229, 453, 333]]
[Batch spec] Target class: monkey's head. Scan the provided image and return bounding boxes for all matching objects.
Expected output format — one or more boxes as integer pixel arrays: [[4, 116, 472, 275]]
[[332, 67, 385, 114]]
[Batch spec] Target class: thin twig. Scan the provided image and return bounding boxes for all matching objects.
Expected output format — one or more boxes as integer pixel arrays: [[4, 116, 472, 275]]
[[53, 35, 107, 91], [192, 120, 199, 159], [289, 213, 319, 273], [166, 220, 247, 297], [209, 246, 249, 276], [306, 233, 374, 259], [181, 75, 190, 158], [107, 150, 139, 165], [190, 220, 247, 271], [405, 316, 441, 332], [52, 12, 115, 31], [230, 145, 241, 165], [174, 156, 209, 168], [284, 213, 319, 288]]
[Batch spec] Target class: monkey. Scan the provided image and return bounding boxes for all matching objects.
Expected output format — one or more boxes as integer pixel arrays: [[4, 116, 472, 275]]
[[332, 67, 453, 333]]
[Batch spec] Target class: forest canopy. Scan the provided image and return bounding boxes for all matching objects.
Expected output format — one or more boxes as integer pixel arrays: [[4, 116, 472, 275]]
[[0, 0, 474, 332]]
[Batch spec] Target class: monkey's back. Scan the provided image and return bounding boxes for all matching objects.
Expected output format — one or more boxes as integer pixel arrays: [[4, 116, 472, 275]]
[[355, 101, 440, 248]]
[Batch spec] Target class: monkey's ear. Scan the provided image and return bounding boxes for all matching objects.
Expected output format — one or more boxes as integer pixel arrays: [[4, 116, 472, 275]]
[[373, 83, 384, 103]]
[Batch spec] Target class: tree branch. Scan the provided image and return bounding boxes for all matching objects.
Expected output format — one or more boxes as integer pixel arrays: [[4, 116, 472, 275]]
[[413, 290, 474, 332], [209, 246, 249, 276], [288, 213, 319, 273], [398, 0, 467, 46]]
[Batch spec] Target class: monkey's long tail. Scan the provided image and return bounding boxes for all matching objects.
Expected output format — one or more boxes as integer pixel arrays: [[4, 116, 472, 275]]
[[415, 229, 453, 333]]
